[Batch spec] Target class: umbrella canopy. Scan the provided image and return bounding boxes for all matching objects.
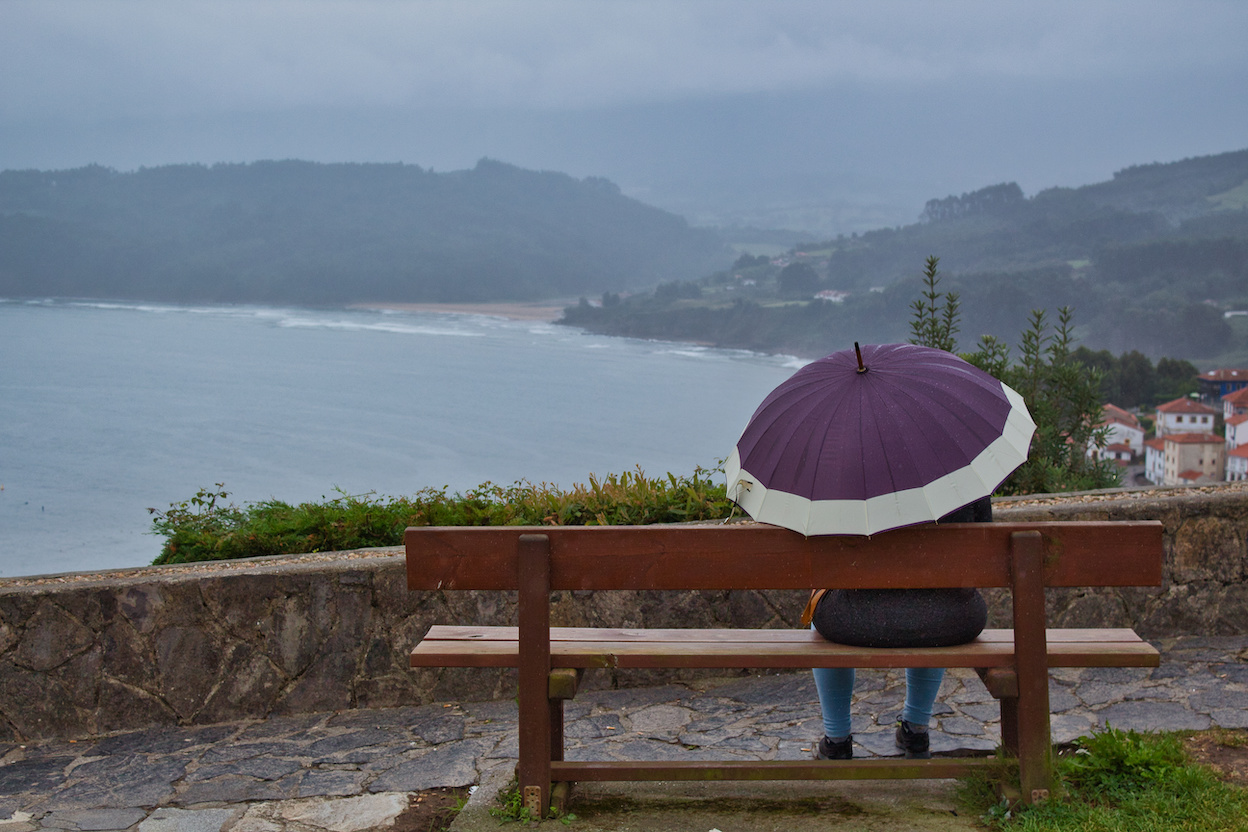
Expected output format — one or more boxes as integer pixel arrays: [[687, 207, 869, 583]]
[[725, 343, 1035, 536]]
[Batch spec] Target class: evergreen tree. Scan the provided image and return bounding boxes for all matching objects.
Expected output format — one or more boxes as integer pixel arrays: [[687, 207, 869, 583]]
[[909, 258, 1120, 495]]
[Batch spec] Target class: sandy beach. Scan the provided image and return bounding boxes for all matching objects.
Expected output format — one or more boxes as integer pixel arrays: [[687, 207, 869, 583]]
[[353, 301, 568, 322]]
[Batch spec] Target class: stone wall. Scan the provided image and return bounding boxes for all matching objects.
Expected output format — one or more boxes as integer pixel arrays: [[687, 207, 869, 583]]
[[2, 485, 1246, 742]]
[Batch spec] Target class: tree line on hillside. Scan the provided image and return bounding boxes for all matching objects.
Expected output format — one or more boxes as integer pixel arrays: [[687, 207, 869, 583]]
[[562, 255, 1239, 362], [564, 148, 1248, 362], [0, 159, 730, 304]]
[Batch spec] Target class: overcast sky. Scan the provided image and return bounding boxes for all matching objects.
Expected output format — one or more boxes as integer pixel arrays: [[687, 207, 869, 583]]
[[3, 0, 1246, 234]]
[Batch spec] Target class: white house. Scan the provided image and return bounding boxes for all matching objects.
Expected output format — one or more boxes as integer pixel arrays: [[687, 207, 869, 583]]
[[1226, 414, 1248, 451], [1224, 387, 1248, 421], [1098, 443, 1135, 465], [1227, 446, 1248, 481], [1155, 397, 1219, 438], [1089, 403, 1145, 461], [1144, 437, 1167, 484]]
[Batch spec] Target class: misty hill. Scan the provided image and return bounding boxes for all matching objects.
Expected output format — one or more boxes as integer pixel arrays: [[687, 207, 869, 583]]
[[564, 148, 1248, 362], [0, 159, 729, 304], [820, 148, 1248, 290]]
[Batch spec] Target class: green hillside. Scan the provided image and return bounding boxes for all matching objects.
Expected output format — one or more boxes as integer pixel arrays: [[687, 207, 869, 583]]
[[0, 159, 729, 304], [564, 148, 1248, 363]]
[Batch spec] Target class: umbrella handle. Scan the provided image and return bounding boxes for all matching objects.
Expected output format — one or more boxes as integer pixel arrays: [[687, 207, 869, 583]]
[[854, 342, 867, 374]]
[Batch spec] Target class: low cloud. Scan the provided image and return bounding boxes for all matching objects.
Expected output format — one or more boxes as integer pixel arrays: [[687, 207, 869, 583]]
[[4, 0, 1246, 119]]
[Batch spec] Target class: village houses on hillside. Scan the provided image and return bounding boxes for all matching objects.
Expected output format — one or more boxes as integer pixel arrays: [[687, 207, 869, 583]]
[[1143, 397, 1222, 486], [1126, 369, 1248, 486]]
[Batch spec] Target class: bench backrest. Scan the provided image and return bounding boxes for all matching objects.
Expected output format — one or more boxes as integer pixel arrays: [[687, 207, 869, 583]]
[[405, 521, 1164, 591]]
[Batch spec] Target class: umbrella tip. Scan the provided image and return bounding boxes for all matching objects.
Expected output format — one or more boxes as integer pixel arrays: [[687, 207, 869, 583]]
[[854, 342, 867, 374]]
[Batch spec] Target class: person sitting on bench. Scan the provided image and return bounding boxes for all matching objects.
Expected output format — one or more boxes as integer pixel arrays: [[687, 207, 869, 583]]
[[805, 496, 992, 760]]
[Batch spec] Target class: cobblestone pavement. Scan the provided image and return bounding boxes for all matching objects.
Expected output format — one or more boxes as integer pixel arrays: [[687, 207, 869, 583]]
[[1, 636, 1245, 832]]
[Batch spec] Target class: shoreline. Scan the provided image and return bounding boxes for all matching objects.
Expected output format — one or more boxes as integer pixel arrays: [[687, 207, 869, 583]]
[[352, 301, 568, 322]]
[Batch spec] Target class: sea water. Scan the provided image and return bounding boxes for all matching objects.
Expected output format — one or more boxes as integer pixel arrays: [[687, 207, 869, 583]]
[[0, 299, 803, 577]]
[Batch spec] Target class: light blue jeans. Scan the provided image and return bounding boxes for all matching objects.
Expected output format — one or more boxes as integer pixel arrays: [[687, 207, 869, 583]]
[[812, 665, 945, 740]]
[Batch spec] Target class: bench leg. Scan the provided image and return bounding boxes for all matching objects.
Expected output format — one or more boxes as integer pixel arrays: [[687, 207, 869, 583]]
[[1011, 531, 1052, 804], [976, 668, 1019, 756], [548, 667, 582, 766], [547, 667, 583, 818], [517, 534, 553, 819], [550, 698, 564, 763], [999, 696, 1019, 756]]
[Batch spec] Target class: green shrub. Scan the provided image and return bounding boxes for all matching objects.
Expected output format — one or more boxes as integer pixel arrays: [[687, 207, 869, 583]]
[[910, 256, 1121, 495], [150, 468, 735, 564]]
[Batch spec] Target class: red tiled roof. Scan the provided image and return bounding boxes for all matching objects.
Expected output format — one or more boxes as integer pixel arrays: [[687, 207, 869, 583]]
[[1156, 397, 1219, 414], [1163, 432, 1223, 445], [1230, 445, 1248, 459], [1100, 403, 1140, 428], [1200, 368, 1248, 382], [1177, 469, 1207, 481], [1223, 388, 1248, 406], [1227, 414, 1248, 426], [1144, 438, 1166, 451]]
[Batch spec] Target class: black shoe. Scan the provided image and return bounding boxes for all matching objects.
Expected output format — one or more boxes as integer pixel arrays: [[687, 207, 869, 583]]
[[813, 735, 852, 760], [895, 720, 931, 759]]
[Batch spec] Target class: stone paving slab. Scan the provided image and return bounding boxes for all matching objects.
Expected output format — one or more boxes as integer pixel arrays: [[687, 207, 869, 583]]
[[0, 636, 1243, 832]]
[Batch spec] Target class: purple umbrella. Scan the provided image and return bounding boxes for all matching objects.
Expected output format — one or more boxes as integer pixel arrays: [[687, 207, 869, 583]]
[[725, 343, 1035, 536]]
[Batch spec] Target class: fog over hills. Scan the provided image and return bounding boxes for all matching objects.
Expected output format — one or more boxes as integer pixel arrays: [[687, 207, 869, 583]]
[[564, 147, 1248, 363], [5, 4, 1247, 239]]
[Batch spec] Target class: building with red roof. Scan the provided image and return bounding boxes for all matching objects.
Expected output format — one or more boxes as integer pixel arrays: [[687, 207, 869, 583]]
[[1162, 432, 1225, 485], [1089, 403, 1145, 461], [1199, 368, 1248, 403], [1226, 413, 1248, 451], [1155, 397, 1218, 438], [1222, 387, 1248, 420], [1227, 445, 1248, 482]]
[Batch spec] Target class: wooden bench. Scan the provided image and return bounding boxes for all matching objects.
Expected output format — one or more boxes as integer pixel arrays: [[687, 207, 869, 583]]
[[405, 521, 1164, 816]]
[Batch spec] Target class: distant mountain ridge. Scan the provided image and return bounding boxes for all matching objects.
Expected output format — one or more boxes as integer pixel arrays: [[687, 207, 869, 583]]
[[821, 148, 1248, 291], [0, 158, 729, 304]]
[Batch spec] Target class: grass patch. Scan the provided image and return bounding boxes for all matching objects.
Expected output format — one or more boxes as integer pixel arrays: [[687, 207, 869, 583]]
[[149, 467, 735, 564], [1207, 180, 1248, 210], [957, 726, 1248, 831]]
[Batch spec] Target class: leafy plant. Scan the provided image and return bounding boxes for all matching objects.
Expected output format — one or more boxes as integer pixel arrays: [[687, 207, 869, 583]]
[[489, 782, 576, 826], [1061, 725, 1187, 797]]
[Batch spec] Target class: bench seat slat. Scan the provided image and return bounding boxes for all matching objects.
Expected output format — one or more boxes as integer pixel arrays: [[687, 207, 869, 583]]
[[410, 626, 1159, 669], [422, 625, 1149, 644]]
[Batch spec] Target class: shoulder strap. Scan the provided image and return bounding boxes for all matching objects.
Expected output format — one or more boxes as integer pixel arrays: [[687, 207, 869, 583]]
[[800, 589, 828, 627]]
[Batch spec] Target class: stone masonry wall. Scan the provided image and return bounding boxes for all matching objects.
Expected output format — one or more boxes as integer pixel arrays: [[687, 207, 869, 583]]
[[1, 485, 1246, 742]]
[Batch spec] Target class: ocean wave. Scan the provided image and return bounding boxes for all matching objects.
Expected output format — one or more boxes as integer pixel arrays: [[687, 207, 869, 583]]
[[276, 316, 483, 337], [52, 300, 291, 321], [778, 354, 813, 370], [658, 348, 714, 360]]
